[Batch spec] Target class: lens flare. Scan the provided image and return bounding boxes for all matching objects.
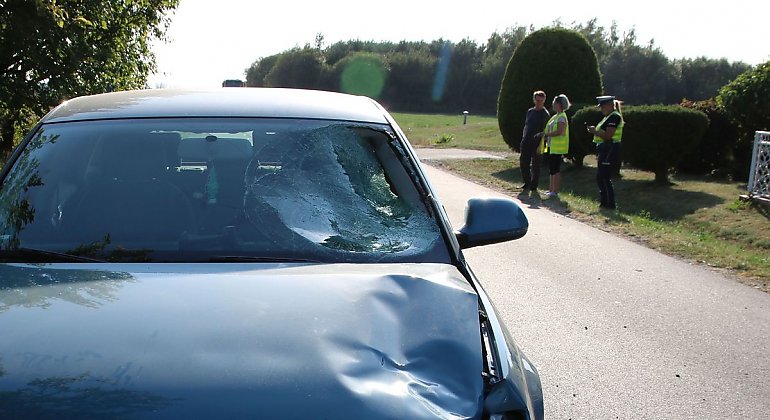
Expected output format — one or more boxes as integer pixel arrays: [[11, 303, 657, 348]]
[[341, 56, 386, 98], [432, 42, 452, 102]]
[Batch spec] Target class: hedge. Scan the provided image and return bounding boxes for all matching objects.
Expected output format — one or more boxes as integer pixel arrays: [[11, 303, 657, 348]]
[[570, 105, 709, 184]]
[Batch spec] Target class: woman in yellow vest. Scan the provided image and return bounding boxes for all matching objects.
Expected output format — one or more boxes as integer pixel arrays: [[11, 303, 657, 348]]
[[587, 95, 624, 209], [542, 94, 570, 198]]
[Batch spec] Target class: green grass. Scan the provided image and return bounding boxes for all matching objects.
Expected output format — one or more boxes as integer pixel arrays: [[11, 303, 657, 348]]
[[392, 112, 510, 152], [394, 113, 770, 292]]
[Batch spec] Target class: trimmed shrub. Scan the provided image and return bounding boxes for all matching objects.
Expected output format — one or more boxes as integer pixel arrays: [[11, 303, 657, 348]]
[[569, 105, 603, 166], [717, 61, 770, 180], [677, 99, 738, 176], [622, 105, 709, 184], [497, 28, 602, 152]]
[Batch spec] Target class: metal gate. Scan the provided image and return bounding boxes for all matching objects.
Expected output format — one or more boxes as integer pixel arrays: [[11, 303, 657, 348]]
[[748, 131, 770, 199]]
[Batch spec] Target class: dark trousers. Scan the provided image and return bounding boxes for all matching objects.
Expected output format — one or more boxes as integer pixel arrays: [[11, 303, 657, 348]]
[[596, 142, 621, 208], [520, 139, 541, 190], [597, 164, 615, 208]]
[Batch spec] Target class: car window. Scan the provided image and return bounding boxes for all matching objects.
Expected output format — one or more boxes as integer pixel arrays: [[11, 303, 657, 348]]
[[0, 118, 450, 263]]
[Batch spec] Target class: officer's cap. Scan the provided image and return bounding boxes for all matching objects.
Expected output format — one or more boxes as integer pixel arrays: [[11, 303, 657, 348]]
[[596, 95, 615, 106]]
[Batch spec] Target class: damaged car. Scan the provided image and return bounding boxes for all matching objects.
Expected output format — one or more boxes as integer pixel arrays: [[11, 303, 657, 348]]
[[0, 88, 543, 419]]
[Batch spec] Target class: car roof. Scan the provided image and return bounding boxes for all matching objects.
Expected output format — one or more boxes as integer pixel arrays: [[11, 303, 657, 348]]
[[42, 88, 391, 124]]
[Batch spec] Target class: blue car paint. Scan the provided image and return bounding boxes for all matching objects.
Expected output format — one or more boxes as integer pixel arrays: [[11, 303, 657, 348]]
[[0, 262, 485, 418]]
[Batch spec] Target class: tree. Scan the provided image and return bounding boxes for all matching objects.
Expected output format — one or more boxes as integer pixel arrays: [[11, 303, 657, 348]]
[[245, 54, 280, 87], [473, 27, 529, 114], [569, 21, 752, 106], [677, 57, 751, 101], [497, 28, 602, 151], [601, 43, 682, 105], [570, 18, 621, 65], [381, 51, 437, 112], [567, 22, 681, 104], [0, 0, 179, 155], [717, 61, 770, 179], [264, 47, 326, 89], [440, 39, 481, 110]]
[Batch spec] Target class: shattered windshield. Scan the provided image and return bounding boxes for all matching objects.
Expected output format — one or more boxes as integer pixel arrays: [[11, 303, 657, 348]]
[[0, 118, 450, 263]]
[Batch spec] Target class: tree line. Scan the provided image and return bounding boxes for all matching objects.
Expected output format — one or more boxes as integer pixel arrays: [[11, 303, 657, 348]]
[[244, 19, 751, 115]]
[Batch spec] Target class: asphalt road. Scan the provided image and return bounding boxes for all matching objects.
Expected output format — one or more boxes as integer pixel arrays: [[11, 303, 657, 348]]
[[418, 158, 770, 420]]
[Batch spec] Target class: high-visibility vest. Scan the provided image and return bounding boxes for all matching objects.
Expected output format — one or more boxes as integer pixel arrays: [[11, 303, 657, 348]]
[[593, 111, 624, 143], [545, 111, 569, 154]]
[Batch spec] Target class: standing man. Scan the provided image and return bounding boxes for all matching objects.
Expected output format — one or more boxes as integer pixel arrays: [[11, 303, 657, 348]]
[[519, 91, 550, 192]]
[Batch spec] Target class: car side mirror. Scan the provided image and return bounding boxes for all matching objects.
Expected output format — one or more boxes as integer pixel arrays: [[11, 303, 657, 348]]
[[454, 197, 528, 249]]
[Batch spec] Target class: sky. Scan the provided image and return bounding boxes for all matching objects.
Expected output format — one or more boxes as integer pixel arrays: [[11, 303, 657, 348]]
[[148, 0, 770, 88]]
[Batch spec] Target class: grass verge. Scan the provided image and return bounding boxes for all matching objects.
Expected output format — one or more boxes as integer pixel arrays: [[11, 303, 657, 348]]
[[434, 157, 769, 292], [394, 112, 770, 292], [392, 112, 509, 152]]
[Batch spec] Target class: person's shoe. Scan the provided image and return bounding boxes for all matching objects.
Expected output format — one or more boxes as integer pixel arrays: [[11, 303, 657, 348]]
[[519, 183, 530, 190]]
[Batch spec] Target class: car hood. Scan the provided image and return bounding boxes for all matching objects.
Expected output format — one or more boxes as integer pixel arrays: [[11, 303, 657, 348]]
[[0, 263, 483, 419]]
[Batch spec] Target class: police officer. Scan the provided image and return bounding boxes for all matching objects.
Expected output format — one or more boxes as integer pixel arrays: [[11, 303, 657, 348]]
[[587, 95, 624, 209]]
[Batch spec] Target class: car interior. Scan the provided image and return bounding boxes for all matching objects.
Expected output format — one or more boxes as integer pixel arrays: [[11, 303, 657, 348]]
[[1, 119, 449, 262]]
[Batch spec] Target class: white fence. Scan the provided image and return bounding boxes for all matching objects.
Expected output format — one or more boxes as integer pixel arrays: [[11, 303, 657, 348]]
[[748, 131, 770, 198]]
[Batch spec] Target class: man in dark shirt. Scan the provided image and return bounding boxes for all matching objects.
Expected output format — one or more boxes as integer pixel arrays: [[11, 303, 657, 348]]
[[519, 91, 550, 192]]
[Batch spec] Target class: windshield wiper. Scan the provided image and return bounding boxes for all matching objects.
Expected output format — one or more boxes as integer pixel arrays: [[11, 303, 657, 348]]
[[0, 247, 105, 263], [208, 255, 322, 263]]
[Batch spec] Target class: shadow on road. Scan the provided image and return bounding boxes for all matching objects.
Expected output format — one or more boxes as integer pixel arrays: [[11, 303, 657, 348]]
[[516, 190, 542, 209]]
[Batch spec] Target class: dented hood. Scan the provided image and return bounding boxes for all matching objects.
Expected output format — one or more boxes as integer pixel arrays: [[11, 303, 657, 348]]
[[0, 263, 484, 419]]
